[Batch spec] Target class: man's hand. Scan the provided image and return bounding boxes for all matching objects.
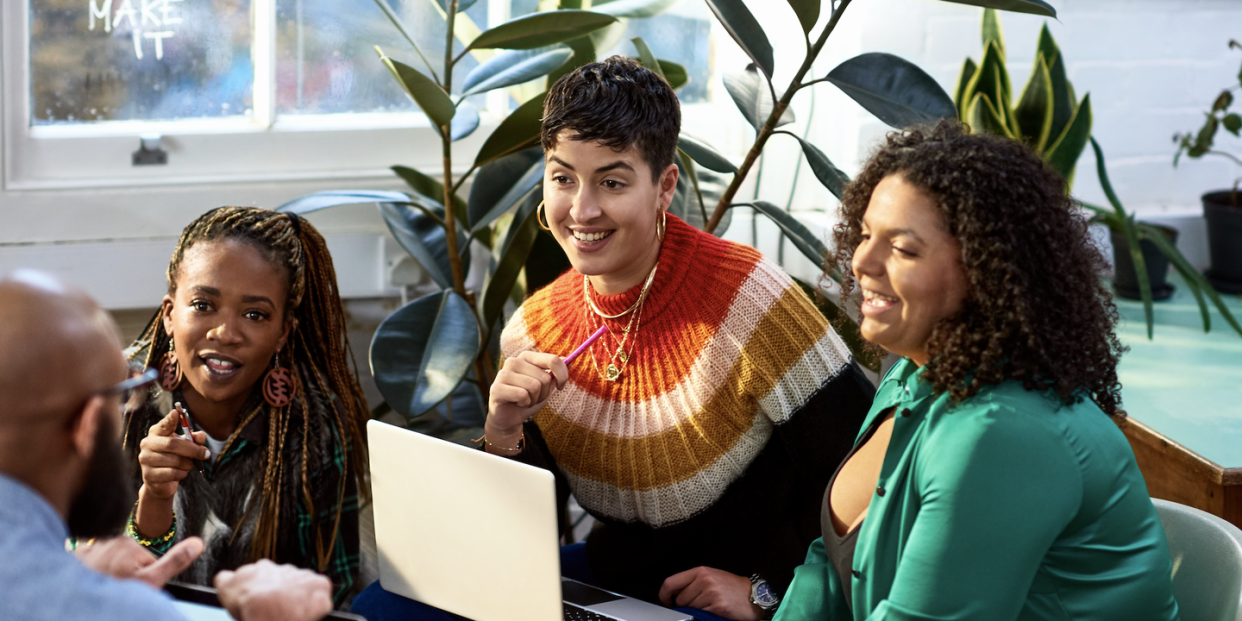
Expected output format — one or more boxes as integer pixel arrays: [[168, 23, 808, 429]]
[[74, 536, 204, 589], [658, 567, 763, 621], [214, 559, 333, 621]]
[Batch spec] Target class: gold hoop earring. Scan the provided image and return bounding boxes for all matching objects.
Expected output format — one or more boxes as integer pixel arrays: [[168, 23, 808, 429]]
[[656, 210, 667, 241], [536, 201, 551, 231]]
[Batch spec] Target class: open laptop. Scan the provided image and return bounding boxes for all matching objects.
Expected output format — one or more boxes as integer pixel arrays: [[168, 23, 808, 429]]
[[368, 420, 692, 621]]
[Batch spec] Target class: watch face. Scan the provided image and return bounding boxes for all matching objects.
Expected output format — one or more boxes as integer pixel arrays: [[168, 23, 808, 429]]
[[754, 581, 778, 606]]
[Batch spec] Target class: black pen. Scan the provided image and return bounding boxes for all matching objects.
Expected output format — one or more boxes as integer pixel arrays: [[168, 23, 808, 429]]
[[175, 402, 205, 475]]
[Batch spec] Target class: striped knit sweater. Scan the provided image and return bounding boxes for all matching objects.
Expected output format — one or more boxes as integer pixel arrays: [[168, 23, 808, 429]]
[[501, 215, 874, 601]]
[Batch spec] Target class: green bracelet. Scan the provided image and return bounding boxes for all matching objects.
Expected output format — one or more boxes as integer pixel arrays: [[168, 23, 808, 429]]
[[126, 501, 177, 547]]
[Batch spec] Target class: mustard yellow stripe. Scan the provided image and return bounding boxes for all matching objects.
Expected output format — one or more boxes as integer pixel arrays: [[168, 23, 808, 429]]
[[537, 286, 830, 491]]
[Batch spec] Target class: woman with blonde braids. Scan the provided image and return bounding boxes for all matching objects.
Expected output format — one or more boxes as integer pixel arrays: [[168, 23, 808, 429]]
[[121, 206, 369, 607]]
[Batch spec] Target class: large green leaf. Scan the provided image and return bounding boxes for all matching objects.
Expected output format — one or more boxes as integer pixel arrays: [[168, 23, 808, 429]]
[[1037, 25, 1074, 144], [474, 93, 547, 167], [1090, 138, 1152, 338], [371, 291, 480, 418], [547, 36, 595, 87], [371, 0, 438, 83], [981, 9, 1005, 61], [277, 190, 410, 215], [451, 101, 481, 142], [954, 57, 977, 117], [392, 165, 467, 223], [592, 0, 681, 18], [631, 37, 666, 82], [676, 150, 708, 226], [935, 0, 1055, 17], [966, 41, 1011, 116], [468, 148, 545, 233], [378, 201, 471, 291], [730, 200, 829, 268], [825, 53, 958, 129], [705, 0, 774, 78], [479, 196, 542, 339], [724, 64, 796, 132], [1013, 54, 1054, 151], [967, 92, 1012, 138], [1044, 93, 1092, 184], [786, 0, 820, 34], [462, 47, 574, 96], [659, 60, 688, 90], [377, 49, 456, 128], [678, 134, 737, 173], [792, 277, 881, 373], [466, 10, 618, 52], [787, 135, 851, 199]]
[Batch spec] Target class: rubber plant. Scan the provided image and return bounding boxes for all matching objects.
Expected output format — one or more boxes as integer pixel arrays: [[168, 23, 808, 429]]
[[277, 0, 698, 438]]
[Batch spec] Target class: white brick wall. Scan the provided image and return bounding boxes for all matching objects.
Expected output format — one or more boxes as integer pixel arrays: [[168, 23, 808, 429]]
[[710, 0, 1242, 273]]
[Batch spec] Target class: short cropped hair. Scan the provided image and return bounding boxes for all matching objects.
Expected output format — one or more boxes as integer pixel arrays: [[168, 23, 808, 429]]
[[541, 55, 681, 182]]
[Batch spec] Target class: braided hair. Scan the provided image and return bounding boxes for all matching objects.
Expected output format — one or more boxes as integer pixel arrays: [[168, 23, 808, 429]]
[[126, 206, 369, 567]]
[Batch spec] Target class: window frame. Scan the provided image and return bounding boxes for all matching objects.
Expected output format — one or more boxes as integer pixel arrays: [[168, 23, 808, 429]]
[[4, 0, 509, 191]]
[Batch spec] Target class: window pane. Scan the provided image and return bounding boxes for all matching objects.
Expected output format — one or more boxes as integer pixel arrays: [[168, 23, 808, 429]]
[[275, 0, 490, 115], [30, 0, 254, 124], [601, 12, 711, 104]]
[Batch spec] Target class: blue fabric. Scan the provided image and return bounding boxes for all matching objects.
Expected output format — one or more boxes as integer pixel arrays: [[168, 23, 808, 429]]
[[0, 473, 186, 621], [351, 543, 730, 621]]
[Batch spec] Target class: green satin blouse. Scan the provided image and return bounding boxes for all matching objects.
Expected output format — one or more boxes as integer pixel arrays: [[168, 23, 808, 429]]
[[776, 358, 1180, 621]]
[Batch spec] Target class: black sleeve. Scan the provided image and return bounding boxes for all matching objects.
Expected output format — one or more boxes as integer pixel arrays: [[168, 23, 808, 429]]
[[759, 361, 874, 596]]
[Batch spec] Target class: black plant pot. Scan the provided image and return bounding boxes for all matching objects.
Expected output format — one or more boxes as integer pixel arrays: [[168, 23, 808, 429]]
[[1204, 191, 1242, 294], [1112, 225, 1178, 301]]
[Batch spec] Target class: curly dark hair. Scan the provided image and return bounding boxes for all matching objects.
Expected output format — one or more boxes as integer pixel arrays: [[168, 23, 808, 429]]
[[831, 120, 1126, 415]]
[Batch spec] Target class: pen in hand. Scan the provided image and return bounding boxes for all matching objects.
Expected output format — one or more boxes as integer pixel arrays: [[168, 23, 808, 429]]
[[174, 402, 206, 475]]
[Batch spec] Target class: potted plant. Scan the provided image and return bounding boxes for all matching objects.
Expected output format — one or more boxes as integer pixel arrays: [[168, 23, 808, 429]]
[[281, 0, 1069, 436], [1174, 39, 1242, 295], [954, 10, 1239, 338]]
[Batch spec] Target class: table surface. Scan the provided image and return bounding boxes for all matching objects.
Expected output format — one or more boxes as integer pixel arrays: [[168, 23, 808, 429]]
[[1114, 273, 1242, 468]]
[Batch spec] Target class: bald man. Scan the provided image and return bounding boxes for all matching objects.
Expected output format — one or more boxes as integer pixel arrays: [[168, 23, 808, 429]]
[[0, 270, 334, 621]]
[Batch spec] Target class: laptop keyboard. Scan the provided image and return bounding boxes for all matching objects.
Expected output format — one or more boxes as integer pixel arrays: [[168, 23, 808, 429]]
[[563, 602, 617, 621]]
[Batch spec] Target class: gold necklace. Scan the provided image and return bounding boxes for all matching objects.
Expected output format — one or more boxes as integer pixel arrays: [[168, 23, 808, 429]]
[[583, 267, 657, 381], [584, 263, 659, 320]]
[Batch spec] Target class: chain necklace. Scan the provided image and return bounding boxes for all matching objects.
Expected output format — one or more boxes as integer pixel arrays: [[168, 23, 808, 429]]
[[583, 265, 658, 381], [584, 264, 659, 320]]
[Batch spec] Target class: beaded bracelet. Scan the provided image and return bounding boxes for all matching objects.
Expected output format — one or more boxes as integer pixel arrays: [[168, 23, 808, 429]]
[[126, 501, 177, 547], [471, 433, 525, 453]]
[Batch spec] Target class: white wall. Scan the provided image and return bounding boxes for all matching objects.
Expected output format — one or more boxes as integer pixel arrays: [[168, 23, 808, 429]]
[[712, 0, 1242, 276]]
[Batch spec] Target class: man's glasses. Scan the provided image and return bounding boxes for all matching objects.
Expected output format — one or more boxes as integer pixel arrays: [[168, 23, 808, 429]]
[[101, 364, 158, 412]]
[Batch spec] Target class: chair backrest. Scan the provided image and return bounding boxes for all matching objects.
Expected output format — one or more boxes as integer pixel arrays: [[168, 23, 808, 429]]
[[1153, 498, 1242, 621]]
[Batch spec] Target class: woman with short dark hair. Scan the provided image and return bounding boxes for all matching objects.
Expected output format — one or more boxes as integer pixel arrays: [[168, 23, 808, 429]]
[[775, 121, 1179, 621]]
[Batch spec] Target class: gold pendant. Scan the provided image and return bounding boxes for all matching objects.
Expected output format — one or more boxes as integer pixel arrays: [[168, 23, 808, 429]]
[[606, 364, 621, 381], [617, 350, 628, 363]]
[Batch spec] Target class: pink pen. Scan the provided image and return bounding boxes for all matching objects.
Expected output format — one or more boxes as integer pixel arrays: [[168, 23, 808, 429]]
[[563, 325, 609, 366]]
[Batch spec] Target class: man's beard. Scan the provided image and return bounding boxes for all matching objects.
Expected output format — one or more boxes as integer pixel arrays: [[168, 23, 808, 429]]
[[66, 415, 137, 540]]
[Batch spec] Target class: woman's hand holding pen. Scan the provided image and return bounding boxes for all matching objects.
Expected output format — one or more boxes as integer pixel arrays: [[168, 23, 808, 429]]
[[485, 351, 568, 453], [137, 408, 209, 499]]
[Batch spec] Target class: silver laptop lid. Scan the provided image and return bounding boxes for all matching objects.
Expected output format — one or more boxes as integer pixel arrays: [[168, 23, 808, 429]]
[[368, 420, 563, 621]]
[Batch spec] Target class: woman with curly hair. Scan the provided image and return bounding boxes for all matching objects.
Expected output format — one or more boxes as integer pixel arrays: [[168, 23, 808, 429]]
[[773, 121, 1179, 621], [121, 207, 369, 607]]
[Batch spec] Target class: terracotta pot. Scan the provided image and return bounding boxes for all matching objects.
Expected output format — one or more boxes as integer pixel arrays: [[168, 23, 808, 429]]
[[1203, 191, 1242, 294], [1112, 225, 1178, 301]]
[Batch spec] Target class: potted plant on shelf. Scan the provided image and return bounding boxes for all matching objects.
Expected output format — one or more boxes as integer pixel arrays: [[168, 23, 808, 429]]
[[1174, 39, 1242, 295], [954, 9, 1239, 338]]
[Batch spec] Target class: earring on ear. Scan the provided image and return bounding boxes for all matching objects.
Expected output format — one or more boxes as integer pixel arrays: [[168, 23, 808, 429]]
[[536, 201, 551, 231], [159, 335, 183, 391], [263, 350, 293, 408], [656, 210, 667, 241]]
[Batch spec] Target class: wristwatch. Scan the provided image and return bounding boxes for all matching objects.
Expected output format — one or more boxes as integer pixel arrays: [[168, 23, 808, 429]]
[[749, 574, 781, 619]]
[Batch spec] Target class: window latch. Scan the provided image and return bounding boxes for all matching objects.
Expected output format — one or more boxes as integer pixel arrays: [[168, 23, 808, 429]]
[[132, 134, 168, 166]]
